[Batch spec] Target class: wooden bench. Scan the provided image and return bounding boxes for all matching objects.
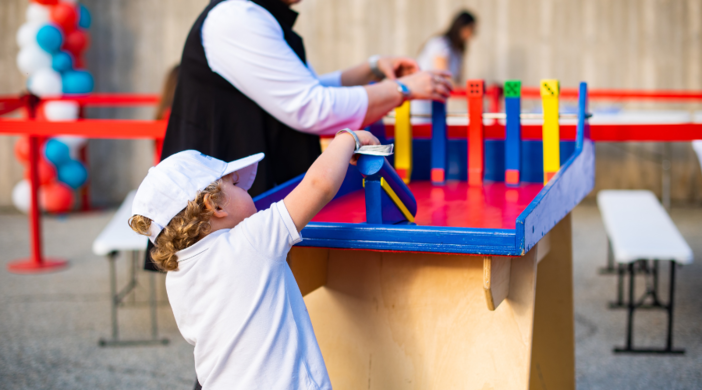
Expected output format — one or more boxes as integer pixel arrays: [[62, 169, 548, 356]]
[[597, 190, 693, 354], [92, 190, 169, 347]]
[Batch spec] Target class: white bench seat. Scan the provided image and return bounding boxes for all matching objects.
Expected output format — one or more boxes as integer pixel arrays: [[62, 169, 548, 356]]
[[597, 189, 692, 354], [597, 190, 693, 264]]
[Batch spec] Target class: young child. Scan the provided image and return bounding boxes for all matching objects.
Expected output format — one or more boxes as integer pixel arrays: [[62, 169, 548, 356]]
[[129, 129, 379, 390]]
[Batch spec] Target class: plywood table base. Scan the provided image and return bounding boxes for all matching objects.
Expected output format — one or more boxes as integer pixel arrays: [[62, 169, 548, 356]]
[[291, 214, 574, 390]]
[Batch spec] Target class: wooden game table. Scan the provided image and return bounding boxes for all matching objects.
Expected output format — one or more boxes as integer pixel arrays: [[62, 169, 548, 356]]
[[252, 85, 595, 390]]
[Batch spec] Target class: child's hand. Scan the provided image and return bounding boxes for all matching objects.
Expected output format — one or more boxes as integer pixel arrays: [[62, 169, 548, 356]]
[[340, 130, 380, 165]]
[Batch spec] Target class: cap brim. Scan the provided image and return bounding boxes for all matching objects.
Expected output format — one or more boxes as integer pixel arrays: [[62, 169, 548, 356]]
[[222, 153, 264, 191]]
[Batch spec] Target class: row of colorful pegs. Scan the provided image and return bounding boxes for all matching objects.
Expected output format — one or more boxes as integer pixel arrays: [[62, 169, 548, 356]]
[[392, 79, 565, 186]]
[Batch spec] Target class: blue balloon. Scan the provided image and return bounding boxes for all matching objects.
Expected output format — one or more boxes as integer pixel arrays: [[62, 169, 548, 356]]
[[57, 160, 88, 189], [36, 25, 63, 53], [51, 52, 74, 73], [78, 5, 92, 29], [44, 139, 71, 166], [62, 70, 94, 94]]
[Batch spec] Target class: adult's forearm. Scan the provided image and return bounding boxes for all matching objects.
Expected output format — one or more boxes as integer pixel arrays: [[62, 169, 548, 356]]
[[340, 61, 378, 87], [361, 80, 403, 127]]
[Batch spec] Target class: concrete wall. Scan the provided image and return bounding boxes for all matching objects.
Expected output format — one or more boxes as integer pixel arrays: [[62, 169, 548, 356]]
[[1, 0, 701, 207]]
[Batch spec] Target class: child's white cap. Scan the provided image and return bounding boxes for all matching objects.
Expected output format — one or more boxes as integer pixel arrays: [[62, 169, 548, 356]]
[[132, 150, 264, 244]]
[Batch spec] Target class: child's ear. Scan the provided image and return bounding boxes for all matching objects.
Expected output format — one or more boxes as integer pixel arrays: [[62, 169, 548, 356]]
[[203, 194, 228, 218]]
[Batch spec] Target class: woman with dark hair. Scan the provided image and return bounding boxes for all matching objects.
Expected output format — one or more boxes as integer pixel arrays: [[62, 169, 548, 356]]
[[417, 10, 477, 84]]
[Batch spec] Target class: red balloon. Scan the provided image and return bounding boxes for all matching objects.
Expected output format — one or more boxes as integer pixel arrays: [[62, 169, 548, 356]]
[[74, 56, 85, 69], [39, 181, 74, 213], [63, 29, 89, 56], [25, 158, 57, 186], [33, 0, 59, 5], [50, 3, 78, 33], [14, 137, 30, 164]]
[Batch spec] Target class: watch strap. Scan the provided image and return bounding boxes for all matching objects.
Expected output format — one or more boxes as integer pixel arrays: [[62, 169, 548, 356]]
[[395, 80, 411, 103]]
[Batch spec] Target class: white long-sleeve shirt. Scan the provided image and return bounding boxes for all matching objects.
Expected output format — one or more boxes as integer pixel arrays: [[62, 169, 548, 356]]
[[202, 0, 368, 135]]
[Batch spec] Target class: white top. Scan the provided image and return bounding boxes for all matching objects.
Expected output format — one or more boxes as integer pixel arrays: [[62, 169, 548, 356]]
[[597, 190, 693, 264], [202, 0, 367, 135], [92, 190, 147, 256], [416, 36, 463, 82], [166, 201, 331, 390]]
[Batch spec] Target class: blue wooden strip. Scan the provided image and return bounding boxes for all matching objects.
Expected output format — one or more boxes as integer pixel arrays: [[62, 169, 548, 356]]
[[576, 82, 589, 150], [505, 96, 521, 179], [431, 101, 448, 182], [298, 238, 522, 256], [299, 222, 517, 252], [516, 82, 594, 254]]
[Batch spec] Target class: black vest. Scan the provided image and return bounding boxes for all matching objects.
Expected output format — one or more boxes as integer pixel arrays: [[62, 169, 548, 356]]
[[161, 0, 321, 197]]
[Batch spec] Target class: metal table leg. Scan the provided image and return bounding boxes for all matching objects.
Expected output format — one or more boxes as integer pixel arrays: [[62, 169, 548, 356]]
[[99, 250, 169, 347]]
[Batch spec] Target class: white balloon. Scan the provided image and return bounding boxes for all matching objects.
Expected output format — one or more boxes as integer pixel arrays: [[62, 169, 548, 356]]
[[16, 22, 42, 48], [55, 135, 88, 159], [26, 3, 50, 24], [16, 44, 52, 76], [45, 101, 79, 121], [12, 180, 31, 214], [28, 68, 63, 97]]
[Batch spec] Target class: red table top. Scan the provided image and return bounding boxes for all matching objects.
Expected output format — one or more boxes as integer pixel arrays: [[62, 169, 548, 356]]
[[312, 181, 544, 230]]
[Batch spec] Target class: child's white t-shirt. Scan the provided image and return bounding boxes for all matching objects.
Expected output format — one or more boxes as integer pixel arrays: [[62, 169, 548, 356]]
[[166, 201, 331, 390]]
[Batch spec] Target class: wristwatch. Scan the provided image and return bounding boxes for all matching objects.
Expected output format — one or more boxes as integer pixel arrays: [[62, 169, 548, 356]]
[[368, 55, 385, 80], [395, 80, 411, 103], [336, 128, 361, 151]]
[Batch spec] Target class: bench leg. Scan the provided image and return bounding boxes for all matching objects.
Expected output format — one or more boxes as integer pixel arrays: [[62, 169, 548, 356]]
[[99, 250, 169, 347], [664, 261, 684, 353], [609, 263, 626, 308], [614, 260, 685, 354], [599, 237, 617, 274]]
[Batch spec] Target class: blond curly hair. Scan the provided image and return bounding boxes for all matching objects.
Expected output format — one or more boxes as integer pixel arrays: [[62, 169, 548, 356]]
[[129, 180, 224, 271]]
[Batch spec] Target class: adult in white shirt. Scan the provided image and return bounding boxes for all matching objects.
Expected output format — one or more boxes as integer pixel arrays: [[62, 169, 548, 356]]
[[160, 0, 453, 197]]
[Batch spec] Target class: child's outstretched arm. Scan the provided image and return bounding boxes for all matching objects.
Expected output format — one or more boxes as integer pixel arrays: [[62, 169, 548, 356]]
[[284, 130, 380, 232]]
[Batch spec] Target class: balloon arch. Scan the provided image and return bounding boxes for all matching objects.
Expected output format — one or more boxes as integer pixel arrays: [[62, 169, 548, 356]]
[[14, 0, 93, 213]]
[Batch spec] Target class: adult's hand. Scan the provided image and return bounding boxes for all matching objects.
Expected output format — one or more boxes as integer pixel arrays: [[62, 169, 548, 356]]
[[376, 56, 420, 80], [361, 71, 453, 128], [400, 70, 453, 102]]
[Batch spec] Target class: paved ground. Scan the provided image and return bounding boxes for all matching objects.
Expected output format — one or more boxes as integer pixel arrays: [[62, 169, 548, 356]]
[[0, 203, 701, 389]]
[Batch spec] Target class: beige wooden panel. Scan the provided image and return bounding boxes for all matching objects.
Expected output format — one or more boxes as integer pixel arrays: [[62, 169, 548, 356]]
[[304, 247, 541, 390]]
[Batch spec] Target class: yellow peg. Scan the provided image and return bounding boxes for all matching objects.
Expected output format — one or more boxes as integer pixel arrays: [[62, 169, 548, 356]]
[[540, 79, 560, 184], [394, 101, 412, 184]]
